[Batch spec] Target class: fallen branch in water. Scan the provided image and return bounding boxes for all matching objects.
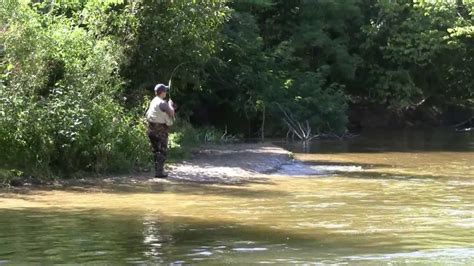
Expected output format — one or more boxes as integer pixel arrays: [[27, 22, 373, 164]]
[[278, 104, 319, 141], [448, 116, 473, 128], [278, 104, 358, 141]]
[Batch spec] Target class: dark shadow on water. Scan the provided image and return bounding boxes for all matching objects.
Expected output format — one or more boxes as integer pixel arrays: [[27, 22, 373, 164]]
[[1, 179, 288, 199], [108, 182, 288, 198], [301, 160, 394, 169], [275, 128, 474, 154], [0, 208, 402, 264], [333, 171, 459, 181]]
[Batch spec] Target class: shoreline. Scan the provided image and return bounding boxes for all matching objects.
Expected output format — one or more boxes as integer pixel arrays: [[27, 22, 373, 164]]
[[165, 143, 292, 184], [3, 143, 293, 189]]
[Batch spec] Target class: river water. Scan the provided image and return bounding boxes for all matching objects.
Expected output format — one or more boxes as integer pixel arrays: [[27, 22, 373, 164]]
[[1, 129, 473, 264]]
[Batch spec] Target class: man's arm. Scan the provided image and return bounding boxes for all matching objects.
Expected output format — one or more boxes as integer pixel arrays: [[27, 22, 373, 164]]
[[159, 102, 175, 118]]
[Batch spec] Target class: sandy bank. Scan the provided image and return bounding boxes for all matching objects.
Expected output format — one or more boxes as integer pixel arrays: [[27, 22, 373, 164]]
[[70, 143, 292, 187], [2, 143, 293, 189], [165, 143, 291, 184]]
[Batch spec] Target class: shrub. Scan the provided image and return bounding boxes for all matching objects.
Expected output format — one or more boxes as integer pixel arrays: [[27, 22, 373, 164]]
[[0, 1, 148, 177]]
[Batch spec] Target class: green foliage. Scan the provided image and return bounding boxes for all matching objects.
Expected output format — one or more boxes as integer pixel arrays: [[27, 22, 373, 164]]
[[0, 0, 149, 177], [167, 119, 200, 160], [283, 71, 348, 133], [204, 0, 354, 135], [204, 10, 272, 127], [167, 120, 238, 160], [356, 0, 474, 110], [121, 0, 229, 110], [1, 0, 473, 180]]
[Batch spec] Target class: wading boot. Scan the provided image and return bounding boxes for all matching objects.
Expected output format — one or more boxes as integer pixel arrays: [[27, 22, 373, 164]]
[[155, 171, 168, 178], [154, 153, 168, 178]]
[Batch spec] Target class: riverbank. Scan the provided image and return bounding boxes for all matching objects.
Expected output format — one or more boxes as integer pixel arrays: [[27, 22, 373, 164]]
[[101, 143, 292, 185], [2, 143, 292, 188]]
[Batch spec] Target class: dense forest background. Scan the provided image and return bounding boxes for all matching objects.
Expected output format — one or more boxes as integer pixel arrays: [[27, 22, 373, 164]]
[[1, 0, 473, 178]]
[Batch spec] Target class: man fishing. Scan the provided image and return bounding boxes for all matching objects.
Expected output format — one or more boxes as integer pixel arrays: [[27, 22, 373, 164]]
[[146, 84, 175, 178]]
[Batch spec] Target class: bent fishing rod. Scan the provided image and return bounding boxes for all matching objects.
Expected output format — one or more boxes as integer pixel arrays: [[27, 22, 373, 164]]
[[167, 61, 192, 98]]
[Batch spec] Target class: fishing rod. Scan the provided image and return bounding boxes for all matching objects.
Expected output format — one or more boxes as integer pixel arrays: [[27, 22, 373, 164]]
[[168, 57, 226, 95], [167, 61, 192, 98], [165, 61, 193, 120], [144, 62, 193, 121]]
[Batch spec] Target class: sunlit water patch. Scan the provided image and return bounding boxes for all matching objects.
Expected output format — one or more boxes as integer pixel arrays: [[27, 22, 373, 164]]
[[275, 162, 364, 176]]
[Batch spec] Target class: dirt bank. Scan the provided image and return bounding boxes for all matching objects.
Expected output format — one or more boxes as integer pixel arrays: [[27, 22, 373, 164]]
[[98, 143, 292, 185], [3, 143, 292, 188]]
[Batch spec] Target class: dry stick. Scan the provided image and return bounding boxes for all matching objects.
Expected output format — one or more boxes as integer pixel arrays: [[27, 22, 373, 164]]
[[288, 112, 304, 138], [297, 120, 306, 139], [287, 118, 304, 139], [283, 119, 304, 140], [281, 112, 304, 140], [221, 125, 228, 141], [448, 116, 473, 128], [279, 106, 298, 132], [278, 104, 316, 141], [278, 105, 294, 137]]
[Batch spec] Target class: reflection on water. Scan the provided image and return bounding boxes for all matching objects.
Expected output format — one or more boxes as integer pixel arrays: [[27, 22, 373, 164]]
[[0, 130, 473, 264], [281, 128, 474, 153]]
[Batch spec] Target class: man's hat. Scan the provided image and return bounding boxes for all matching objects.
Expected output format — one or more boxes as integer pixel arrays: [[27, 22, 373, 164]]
[[154, 83, 169, 94]]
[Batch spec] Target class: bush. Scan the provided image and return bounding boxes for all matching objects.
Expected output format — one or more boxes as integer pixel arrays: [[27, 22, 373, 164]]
[[0, 1, 149, 177], [166, 119, 238, 161], [167, 119, 200, 161]]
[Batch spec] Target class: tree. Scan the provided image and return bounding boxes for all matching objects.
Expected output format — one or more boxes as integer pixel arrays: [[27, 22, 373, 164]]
[[121, 0, 229, 114]]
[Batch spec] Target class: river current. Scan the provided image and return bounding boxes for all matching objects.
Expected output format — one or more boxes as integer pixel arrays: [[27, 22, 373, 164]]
[[0, 129, 472, 264]]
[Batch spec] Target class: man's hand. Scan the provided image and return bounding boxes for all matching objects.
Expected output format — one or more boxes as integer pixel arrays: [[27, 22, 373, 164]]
[[169, 99, 177, 111], [168, 99, 177, 117], [166, 108, 175, 118]]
